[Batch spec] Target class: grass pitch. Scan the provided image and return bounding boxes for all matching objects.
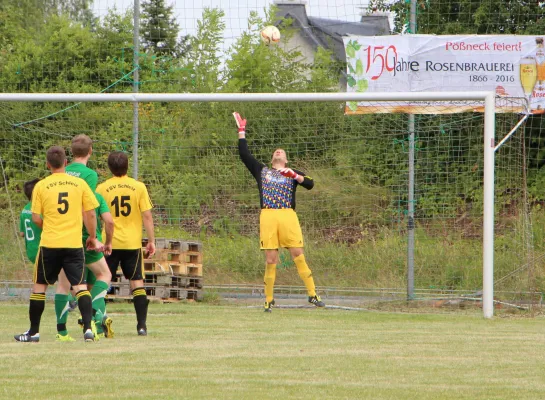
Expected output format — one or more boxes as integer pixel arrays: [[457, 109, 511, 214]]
[[1, 302, 545, 399]]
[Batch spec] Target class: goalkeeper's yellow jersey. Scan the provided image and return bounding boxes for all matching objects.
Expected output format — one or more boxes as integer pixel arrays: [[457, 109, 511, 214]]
[[96, 175, 153, 250], [31, 172, 98, 248]]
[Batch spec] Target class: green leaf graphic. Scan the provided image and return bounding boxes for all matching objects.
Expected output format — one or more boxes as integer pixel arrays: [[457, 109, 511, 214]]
[[355, 59, 364, 75], [348, 101, 358, 111], [346, 45, 356, 58], [347, 76, 357, 87], [356, 79, 368, 92]]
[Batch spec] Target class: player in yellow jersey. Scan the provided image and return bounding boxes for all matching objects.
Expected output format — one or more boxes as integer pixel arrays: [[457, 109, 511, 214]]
[[96, 151, 156, 336], [234, 112, 325, 312], [14, 146, 102, 343]]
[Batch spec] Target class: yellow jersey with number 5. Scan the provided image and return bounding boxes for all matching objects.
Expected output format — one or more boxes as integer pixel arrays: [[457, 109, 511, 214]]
[[31, 173, 98, 248], [96, 175, 153, 250]]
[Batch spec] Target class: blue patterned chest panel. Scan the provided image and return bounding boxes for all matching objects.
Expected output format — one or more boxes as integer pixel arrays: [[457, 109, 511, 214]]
[[261, 167, 294, 209]]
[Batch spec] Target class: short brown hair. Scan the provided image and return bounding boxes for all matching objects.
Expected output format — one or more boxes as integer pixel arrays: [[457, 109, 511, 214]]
[[23, 178, 40, 201], [46, 146, 66, 169], [71, 134, 93, 157], [108, 151, 129, 177]]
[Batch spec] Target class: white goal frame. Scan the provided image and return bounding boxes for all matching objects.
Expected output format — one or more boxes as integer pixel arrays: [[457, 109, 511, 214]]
[[0, 91, 496, 318]]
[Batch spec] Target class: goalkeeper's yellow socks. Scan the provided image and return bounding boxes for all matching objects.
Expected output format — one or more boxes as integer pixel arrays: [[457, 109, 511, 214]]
[[54, 293, 70, 336], [264, 264, 276, 303], [293, 254, 316, 297]]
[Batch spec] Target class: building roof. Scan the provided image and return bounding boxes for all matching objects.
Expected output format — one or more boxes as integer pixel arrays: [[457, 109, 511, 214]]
[[275, 1, 390, 62]]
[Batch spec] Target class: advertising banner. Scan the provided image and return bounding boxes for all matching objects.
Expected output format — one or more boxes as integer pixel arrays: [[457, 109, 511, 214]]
[[343, 35, 545, 114]]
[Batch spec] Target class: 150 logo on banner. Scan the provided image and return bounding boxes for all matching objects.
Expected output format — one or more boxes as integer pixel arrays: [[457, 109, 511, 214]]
[[363, 44, 398, 80], [346, 40, 399, 111], [346, 40, 398, 81]]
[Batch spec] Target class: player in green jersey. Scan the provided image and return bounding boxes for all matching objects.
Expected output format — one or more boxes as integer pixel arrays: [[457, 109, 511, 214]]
[[65, 134, 114, 338], [19, 179, 41, 264], [65, 135, 98, 190], [80, 191, 114, 338]]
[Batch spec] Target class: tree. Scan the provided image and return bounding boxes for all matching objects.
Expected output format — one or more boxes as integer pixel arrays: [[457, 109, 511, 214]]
[[369, 0, 545, 34], [45, 0, 95, 25], [141, 0, 187, 57], [0, 0, 94, 32], [186, 8, 225, 92]]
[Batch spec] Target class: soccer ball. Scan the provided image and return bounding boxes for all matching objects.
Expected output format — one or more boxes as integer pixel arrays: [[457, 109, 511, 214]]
[[260, 25, 281, 45]]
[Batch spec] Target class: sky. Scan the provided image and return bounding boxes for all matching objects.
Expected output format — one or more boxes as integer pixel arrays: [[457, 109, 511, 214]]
[[91, 0, 374, 51]]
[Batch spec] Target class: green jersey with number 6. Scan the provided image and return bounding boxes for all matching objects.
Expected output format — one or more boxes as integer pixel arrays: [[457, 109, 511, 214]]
[[19, 202, 41, 263]]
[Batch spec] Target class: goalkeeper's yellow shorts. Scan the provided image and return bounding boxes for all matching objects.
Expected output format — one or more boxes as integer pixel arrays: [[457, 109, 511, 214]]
[[259, 208, 304, 250]]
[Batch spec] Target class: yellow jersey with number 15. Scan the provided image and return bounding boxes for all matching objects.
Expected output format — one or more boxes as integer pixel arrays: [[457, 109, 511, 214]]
[[96, 175, 153, 250], [31, 172, 99, 248]]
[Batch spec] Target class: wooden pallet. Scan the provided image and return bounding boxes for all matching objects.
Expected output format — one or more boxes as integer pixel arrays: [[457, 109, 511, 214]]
[[143, 260, 172, 274], [144, 249, 203, 263], [181, 251, 203, 264], [143, 261, 202, 277], [172, 276, 203, 289], [169, 263, 202, 277], [109, 279, 204, 298], [143, 275, 203, 288], [143, 238, 203, 252], [107, 289, 202, 302], [144, 274, 175, 285], [142, 237, 204, 273]]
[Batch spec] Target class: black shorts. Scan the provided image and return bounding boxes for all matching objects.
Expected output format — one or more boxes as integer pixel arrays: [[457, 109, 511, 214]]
[[35, 247, 85, 286], [106, 249, 144, 281]]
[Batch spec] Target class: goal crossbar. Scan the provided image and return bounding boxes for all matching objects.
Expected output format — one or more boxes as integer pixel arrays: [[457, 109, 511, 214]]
[[0, 92, 494, 103], [0, 91, 497, 318]]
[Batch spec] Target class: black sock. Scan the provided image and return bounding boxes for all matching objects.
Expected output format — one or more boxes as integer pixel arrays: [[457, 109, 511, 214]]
[[76, 290, 92, 331], [28, 293, 46, 335], [132, 287, 148, 330]]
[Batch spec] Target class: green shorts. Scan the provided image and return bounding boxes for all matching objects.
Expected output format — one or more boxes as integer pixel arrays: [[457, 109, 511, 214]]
[[85, 267, 97, 286], [84, 249, 104, 266]]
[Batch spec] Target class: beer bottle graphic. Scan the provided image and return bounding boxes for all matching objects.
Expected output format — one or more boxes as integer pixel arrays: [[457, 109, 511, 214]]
[[536, 38, 545, 90]]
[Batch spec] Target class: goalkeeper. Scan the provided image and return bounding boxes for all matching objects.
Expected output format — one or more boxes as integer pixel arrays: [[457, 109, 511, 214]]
[[234, 112, 325, 312]]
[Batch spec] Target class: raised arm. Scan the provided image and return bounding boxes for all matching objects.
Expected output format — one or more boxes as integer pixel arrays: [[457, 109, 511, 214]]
[[234, 112, 264, 180]]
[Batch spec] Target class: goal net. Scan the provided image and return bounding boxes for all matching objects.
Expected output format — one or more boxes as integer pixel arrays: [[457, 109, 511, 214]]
[[0, 93, 539, 316]]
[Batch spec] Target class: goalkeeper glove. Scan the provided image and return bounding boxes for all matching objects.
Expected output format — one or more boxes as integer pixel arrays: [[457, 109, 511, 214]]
[[279, 168, 299, 180], [233, 112, 247, 133]]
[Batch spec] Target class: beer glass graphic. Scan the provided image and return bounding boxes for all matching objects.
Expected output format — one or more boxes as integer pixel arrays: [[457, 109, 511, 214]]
[[520, 56, 537, 106]]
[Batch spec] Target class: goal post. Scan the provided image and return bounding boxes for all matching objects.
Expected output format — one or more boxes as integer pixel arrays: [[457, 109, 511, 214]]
[[0, 91, 498, 317]]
